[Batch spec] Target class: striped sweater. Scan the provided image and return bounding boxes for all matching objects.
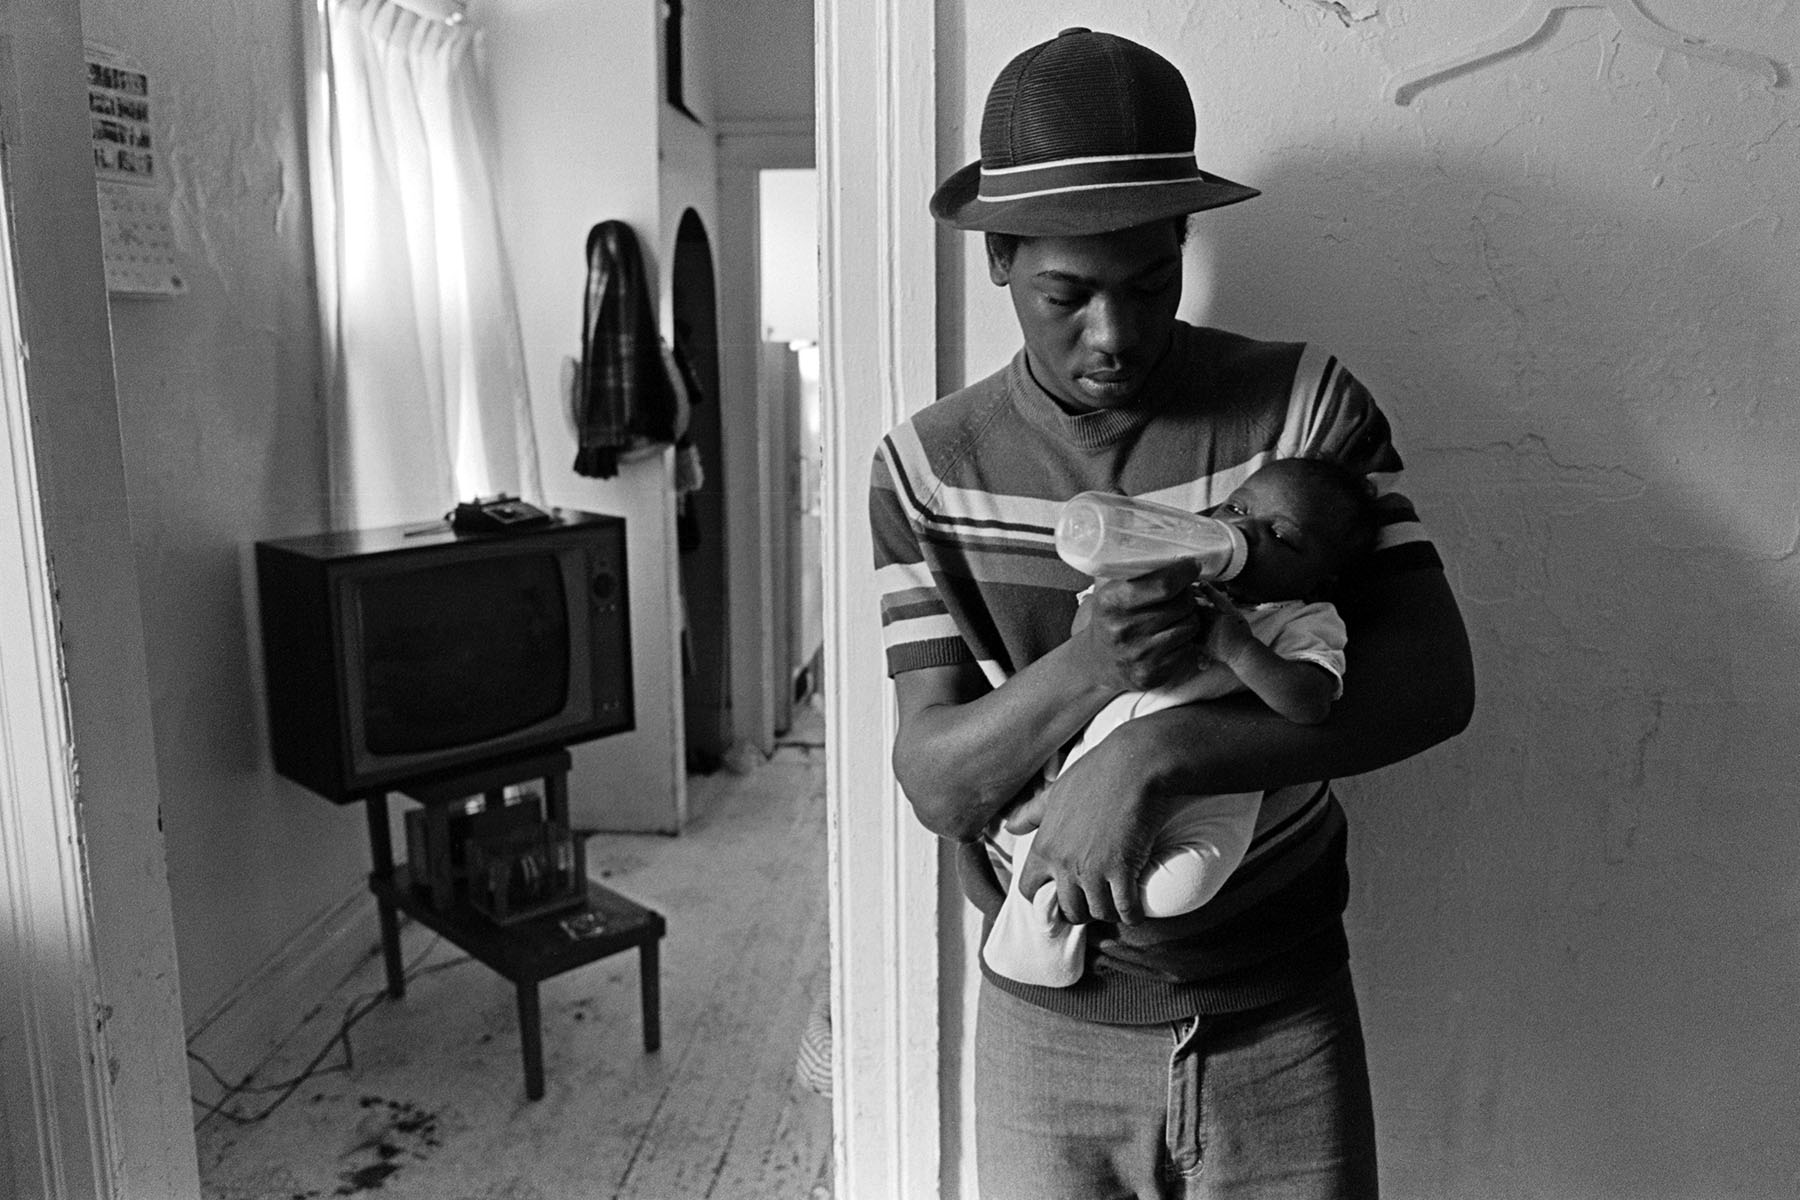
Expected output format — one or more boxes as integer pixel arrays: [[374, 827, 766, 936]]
[[870, 322, 1441, 1024]]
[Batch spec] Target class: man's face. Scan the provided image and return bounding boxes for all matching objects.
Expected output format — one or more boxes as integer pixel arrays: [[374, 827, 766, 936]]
[[988, 222, 1185, 412]]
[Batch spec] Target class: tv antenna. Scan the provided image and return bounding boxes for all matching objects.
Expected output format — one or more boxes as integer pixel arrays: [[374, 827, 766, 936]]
[[1385, 0, 1780, 106]]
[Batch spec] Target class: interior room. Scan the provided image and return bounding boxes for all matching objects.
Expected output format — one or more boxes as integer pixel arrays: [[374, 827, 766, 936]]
[[4, 2, 1800, 1199], [6, 0, 839, 1195]]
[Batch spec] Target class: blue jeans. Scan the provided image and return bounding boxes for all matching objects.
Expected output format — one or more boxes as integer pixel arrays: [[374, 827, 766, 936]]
[[975, 969, 1378, 1200]]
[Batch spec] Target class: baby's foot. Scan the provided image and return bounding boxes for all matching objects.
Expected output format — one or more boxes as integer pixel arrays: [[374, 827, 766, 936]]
[[982, 883, 1085, 987]]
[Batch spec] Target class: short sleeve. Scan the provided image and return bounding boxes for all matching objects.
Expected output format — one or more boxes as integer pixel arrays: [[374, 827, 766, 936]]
[[1262, 601, 1349, 699], [870, 438, 976, 676], [1292, 356, 1442, 576], [1296, 364, 1404, 477]]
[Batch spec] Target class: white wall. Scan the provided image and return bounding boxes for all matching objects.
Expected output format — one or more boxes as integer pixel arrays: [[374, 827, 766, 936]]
[[482, 0, 693, 833], [758, 168, 819, 343], [707, 0, 813, 124], [483, 0, 728, 832], [941, 2, 1800, 1194], [77, 0, 374, 1071]]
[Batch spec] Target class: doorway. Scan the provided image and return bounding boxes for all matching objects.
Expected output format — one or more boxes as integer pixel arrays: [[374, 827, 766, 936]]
[[756, 168, 823, 736], [671, 209, 731, 772]]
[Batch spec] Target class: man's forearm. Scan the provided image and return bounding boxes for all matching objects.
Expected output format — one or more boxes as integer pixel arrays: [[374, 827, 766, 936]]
[[894, 562, 1215, 841], [1129, 567, 1475, 797], [892, 642, 1120, 842], [1219, 643, 1337, 726]]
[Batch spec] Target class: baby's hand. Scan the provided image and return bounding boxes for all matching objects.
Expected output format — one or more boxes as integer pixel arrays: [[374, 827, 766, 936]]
[[1196, 582, 1257, 666], [1068, 589, 1097, 636]]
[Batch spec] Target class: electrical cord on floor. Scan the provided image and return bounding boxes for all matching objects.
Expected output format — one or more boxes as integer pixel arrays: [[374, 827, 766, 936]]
[[187, 934, 473, 1128]]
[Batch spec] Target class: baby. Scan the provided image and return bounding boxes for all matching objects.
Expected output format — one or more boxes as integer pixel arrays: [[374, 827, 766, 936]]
[[983, 456, 1382, 988]]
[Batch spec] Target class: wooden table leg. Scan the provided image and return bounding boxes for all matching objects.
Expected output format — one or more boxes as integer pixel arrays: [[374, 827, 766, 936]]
[[639, 939, 661, 1053], [423, 802, 454, 912], [516, 980, 545, 1100], [544, 766, 569, 829], [365, 795, 406, 1000]]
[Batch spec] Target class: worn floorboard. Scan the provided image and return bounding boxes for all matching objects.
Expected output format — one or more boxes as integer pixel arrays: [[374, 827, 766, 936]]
[[195, 734, 832, 1200]]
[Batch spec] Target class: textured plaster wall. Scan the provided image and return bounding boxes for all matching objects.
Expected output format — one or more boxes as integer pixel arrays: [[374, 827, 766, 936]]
[[0, 1080, 12, 1200], [76, 0, 369, 1040], [948, 1, 1800, 1194]]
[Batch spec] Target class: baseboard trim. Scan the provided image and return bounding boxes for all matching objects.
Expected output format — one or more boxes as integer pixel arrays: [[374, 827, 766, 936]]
[[183, 885, 382, 1120]]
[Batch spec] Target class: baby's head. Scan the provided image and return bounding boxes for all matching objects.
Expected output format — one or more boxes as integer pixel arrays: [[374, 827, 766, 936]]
[[1212, 457, 1379, 603]]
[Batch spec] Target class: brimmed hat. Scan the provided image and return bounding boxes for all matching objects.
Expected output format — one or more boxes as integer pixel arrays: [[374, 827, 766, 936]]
[[931, 27, 1259, 237]]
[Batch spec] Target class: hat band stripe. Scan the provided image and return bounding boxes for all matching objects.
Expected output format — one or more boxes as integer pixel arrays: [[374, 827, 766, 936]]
[[977, 176, 1212, 204], [981, 150, 1195, 177], [978, 154, 1200, 202]]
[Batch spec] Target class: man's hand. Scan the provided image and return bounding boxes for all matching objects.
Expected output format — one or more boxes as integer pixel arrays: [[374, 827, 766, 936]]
[[1001, 789, 1048, 834], [1074, 560, 1208, 691], [1014, 719, 1179, 927], [891, 560, 1210, 842]]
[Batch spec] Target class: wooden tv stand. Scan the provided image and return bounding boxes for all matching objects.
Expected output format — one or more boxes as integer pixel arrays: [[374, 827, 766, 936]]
[[358, 748, 665, 1100]]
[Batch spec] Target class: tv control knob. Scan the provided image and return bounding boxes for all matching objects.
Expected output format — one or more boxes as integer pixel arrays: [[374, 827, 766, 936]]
[[590, 572, 616, 601]]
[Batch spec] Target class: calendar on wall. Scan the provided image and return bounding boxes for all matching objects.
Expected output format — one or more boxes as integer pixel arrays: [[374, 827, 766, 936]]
[[85, 43, 185, 298]]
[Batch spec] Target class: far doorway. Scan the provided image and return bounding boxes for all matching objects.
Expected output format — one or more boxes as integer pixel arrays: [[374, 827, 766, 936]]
[[672, 208, 730, 771], [758, 168, 822, 736]]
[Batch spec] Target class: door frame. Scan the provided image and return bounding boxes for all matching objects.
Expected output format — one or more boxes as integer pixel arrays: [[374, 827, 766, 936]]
[[0, 148, 122, 1200], [817, 0, 946, 1196], [0, 3, 198, 1197]]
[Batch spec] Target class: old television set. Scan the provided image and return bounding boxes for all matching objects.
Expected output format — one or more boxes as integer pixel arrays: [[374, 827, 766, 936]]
[[255, 509, 632, 803]]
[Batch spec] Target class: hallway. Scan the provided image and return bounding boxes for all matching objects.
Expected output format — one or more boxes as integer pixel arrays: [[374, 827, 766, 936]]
[[194, 714, 831, 1200]]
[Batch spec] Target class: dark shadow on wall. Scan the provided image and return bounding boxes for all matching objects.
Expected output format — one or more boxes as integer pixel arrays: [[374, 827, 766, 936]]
[[1198, 150, 1800, 1195]]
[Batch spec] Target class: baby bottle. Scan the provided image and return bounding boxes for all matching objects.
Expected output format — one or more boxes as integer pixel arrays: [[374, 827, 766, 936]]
[[1054, 491, 1248, 580]]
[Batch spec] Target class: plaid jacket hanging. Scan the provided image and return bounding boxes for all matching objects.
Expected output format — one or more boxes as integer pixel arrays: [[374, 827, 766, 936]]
[[574, 220, 678, 478]]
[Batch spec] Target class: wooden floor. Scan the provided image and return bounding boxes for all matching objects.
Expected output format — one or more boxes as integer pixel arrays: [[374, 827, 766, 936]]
[[195, 726, 832, 1200]]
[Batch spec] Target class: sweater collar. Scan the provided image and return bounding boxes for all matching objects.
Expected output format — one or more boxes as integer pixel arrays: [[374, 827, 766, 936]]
[[1006, 331, 1185, 449]]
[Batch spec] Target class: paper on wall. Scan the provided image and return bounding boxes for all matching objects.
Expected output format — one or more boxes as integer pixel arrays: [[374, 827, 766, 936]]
[[85, 42, 185, 298]]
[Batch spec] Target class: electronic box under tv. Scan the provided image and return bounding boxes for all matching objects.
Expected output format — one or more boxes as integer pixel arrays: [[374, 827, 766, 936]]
[[255, 509, 633, 803]]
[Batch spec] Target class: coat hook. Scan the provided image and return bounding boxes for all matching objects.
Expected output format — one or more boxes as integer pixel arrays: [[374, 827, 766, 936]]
[[1386, 0, 1779, 106]]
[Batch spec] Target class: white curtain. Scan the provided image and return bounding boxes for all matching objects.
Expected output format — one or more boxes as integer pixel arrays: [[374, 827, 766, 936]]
[[308, 0, 541, 529]]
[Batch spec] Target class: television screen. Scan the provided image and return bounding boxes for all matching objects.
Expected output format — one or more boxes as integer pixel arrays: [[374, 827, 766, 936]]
[[357, 554, 571, 755], [256, 510, 632, 802]]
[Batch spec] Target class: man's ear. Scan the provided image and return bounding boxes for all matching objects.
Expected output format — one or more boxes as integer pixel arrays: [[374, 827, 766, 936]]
[[984, 234, 1013, 287]]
